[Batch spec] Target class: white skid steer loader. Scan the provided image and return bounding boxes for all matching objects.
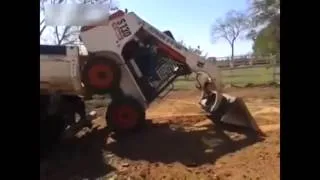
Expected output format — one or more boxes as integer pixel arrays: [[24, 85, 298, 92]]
[[77, 10, 264, 135]]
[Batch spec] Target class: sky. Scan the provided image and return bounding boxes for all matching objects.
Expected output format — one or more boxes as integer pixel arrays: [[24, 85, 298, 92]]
[[118, 0, 253, 58]]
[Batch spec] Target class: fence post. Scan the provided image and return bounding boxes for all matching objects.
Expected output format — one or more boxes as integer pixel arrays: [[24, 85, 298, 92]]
[[273, 65, 276, 83], [271, 55, 277, 83]]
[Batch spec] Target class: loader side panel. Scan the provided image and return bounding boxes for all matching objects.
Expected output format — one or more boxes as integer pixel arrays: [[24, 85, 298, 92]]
[[80, 11, 142, 64]]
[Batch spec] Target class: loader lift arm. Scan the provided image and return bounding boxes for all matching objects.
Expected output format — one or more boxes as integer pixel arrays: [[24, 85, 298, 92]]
[[185, 54, 224, 111], [161, 30, 224, 111]]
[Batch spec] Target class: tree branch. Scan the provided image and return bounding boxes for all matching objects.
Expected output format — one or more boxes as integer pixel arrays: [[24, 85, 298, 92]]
[[40, 0, 117, 45], [40, 19, 46, 36], [54, 27, 61, 44], [40, 26, 46, 36]]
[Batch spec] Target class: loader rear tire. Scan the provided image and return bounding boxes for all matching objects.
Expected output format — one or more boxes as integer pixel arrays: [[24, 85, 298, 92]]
[[106, 96, 146, 133], [82, 56, 121, 95]]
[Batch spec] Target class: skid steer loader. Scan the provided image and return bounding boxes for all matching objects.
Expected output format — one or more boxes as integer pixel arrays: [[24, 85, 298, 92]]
[[77, 10, 263, 134]]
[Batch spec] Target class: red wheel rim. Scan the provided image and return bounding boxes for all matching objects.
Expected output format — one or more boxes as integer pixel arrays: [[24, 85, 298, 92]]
[[88, 64, 114, 89], [111, 105, 139, 129]]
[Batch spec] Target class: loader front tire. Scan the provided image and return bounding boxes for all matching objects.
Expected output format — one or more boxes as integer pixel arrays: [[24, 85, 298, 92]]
[[106, 96, 146, 133]]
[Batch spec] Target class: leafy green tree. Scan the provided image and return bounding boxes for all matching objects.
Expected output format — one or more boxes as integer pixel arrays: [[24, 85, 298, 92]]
[[248, 0, 280, 60], [249, 0, 280, 27], [252, 22, 279, 56]]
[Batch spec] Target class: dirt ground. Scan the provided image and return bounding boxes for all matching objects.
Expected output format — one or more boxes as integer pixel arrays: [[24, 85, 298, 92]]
[[40, 86, 280, 180]]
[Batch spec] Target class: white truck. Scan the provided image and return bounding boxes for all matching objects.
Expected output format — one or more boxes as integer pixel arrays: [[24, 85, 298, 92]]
[[40, 10, 262, 156], [40, 45, 89, 157]]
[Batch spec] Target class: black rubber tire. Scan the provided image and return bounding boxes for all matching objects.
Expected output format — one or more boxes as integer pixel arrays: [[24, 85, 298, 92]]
[[83, 88, 93, 100], [82, 56, 121, 95], [40, 95, 66, 159], [61, 95, 86, 126], [106, 96, 146, 133]]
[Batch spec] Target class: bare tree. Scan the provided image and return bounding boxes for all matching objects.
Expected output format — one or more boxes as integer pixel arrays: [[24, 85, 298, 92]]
[[40, 0, 118, 45], [211, 10, 249, 61]]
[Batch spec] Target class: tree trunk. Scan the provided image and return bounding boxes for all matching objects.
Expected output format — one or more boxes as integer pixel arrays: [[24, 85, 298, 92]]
[[231, 43, 234, 61], [230, 43, 235, 68]]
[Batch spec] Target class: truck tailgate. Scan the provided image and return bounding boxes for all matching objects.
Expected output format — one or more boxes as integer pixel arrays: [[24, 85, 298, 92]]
[[40, 46, 82, 95]]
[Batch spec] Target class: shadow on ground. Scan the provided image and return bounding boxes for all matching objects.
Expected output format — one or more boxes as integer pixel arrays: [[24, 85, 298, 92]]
[[40, 117, 264, 180], [40, 128, 115, 180], [106, 119, 264, 166]]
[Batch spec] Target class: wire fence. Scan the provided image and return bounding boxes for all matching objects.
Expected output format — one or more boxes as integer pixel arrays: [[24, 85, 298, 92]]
[[214, 54, 280, 68], [174, 63, 280, 90], [209, 55, 280, 85]]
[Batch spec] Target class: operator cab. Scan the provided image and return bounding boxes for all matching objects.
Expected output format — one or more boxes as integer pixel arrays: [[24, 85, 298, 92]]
[[79, 10, 191, 104], [121, 28, 190, 102]]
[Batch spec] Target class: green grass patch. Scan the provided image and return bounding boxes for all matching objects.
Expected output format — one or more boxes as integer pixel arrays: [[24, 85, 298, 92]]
[[173, 80, 197, 91], [222, 66, 275, 84]]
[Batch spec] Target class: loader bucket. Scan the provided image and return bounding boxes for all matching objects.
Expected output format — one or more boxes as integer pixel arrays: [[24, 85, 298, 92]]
[[197, 78, 264, 135], [219, 97, 264, 136]]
